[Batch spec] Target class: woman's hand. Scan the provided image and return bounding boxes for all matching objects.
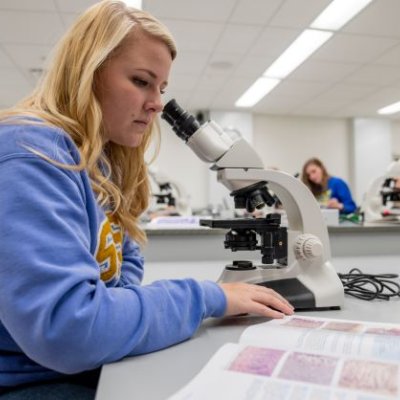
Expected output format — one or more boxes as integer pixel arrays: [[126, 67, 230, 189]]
[[327, 198, 343, 210], [219, 282, 295, 319]]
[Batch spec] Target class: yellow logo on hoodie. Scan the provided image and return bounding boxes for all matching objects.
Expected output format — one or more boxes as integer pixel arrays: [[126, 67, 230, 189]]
[[96, 212, 123, 283]]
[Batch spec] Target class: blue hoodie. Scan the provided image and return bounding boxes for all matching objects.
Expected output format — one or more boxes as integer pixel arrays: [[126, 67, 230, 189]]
[[0, 122, 226, 387]]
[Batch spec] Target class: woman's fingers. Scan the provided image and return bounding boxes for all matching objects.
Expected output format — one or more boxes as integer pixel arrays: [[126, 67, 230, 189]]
[[219, 282, 295, 318], [254, 285, 293, 308], [252, 289, 294, 315], [250, 302, 288, 319]]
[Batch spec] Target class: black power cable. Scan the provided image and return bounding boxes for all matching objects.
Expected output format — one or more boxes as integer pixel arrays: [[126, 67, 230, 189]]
[[338, 268, 400, 301]]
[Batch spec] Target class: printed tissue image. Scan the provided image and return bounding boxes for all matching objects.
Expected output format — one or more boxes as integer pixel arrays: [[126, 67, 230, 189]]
[[322, 321, 363, 333], [339, 359, 399, 397], [283, 317, 324, 329], [278, 352, 337, 385], [228, 346, 284, 377]]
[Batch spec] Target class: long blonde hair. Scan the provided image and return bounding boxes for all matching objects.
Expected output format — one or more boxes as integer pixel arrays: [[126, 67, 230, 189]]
[[0, 1, 177, 245]]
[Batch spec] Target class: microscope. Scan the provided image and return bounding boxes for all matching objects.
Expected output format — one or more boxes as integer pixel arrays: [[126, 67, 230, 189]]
[[148, 166, 191, 217], [362, 161, 400, 222], [161, 100, 344, 310]]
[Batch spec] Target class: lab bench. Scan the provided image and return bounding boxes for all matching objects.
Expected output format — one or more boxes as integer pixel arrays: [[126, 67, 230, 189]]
[[141, 223, 400, 262], [95, 255, 400, 400]]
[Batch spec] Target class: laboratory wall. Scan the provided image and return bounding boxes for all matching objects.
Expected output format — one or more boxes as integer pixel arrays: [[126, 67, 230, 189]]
[[351, 118, 392, 205], [148, 119, 210, 210], [253, 114, 351, 184], [392, 121, 400, 158], [154, 113, 353, 211], [153, 113, 400, 212]]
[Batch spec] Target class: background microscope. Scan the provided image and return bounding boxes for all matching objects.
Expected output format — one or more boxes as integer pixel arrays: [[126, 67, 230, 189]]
[[161, 99, 344, 311], [146, 166, 192, 220], [362, 161, 400, 223]]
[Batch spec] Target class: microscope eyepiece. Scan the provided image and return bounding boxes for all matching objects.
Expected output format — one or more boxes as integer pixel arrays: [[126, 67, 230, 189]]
[[161, 99, 201, 141]]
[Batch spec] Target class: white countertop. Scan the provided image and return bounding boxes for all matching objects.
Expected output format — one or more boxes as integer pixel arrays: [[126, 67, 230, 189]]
[[95, 255, 400, 400]]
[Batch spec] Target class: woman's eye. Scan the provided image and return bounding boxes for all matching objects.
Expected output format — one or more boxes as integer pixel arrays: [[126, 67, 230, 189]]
[[132, 78, 148, 87]]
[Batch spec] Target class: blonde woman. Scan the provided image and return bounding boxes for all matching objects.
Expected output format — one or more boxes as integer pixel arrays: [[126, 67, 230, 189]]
[[0, 2, 293, 398]]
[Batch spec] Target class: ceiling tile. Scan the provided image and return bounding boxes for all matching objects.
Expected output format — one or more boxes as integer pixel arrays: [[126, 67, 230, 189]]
[[60, 12, 79, 28], [186, 89, 221, 110], [0, 85, 32, 105], [0, 47, 14, 67], [358, 87, 400, 108], [253, 93, 307, 114], [233, 55, 276, 78], [375, 44, 400, 67], [55, 0, 98, 13], [272, 80, 331, 99], [145, 0, 236, 22], [0, 67, 31, 86], [290, 60, 362, 83], [333, 101, 384, 119], [0, 10, 64, 45], [291, 101, 344, 117], [270, 0, 331, 28], [343, 65, 400, 86], [311, 83, 378, 103], [343, 0, 400, 38], [167, 73, 198, 93], [213, 24, 263, 55], [229, 0, 283, 25], [248, 27, 301, 59], [314, 33, 398, 64], [211, 77, 258, 107], [0, 0, 56, 11], [0, 67, 32, 106], [162, 19, 225, 52], [3, 44, 53, 70], [171, 51, 209, 76], [1, 0, 400, 118]]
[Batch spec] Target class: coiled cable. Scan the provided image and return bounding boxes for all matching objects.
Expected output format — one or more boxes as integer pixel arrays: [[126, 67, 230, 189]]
[[338, 268, 400, 301]]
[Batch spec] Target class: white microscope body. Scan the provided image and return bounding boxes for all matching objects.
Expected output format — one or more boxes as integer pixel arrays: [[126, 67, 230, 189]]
[[162, 100, 344, 310], [362, 161, 400, 222]]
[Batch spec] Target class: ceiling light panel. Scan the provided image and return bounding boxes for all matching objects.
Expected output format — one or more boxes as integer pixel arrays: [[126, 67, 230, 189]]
[[235, 77, 281, 108], [263, 29, 333, 79], [310, 0, 374, 31], [378, 101, 400, 115]]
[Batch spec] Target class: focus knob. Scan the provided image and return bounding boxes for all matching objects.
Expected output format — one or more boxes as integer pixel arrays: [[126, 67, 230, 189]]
[[294, 234, 323, 260]]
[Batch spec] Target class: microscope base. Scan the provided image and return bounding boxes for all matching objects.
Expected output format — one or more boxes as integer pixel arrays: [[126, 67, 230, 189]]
[[258, 278, 340, 311], [217, 265, 343, 311]]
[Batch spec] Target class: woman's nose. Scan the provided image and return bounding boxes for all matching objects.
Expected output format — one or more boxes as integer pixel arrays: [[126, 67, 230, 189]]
[[146, 92, 163, 113]]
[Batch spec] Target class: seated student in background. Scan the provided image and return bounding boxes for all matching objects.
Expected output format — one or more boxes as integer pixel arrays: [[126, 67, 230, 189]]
[[301, 157, 357, 214]]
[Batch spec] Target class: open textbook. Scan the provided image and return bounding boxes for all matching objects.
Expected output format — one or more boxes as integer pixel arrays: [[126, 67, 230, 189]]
[[169, 315, 400, 400]]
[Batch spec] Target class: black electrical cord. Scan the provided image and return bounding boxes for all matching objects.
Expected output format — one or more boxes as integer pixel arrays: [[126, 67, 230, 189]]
[[338, 268, 400, 301]]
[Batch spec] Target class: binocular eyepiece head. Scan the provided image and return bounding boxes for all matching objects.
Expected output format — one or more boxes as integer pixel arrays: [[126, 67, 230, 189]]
[[161, 99, 201, 141]]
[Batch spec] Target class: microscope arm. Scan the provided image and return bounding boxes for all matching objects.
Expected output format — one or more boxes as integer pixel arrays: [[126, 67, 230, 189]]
[[217, 168, 331, 256]]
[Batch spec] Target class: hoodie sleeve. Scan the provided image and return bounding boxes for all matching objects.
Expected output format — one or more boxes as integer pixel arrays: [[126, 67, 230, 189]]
[[117, 235, 145, 286], [0, 154, 227, 375]]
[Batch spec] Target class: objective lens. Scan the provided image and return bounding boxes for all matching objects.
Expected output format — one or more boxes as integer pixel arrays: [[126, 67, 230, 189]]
[[246, 193, 264, 213], [161, 99, 201, 141]]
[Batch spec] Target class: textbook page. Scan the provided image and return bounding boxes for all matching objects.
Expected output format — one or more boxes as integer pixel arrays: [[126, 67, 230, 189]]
[[168, 315, 400, 400], [240, 315, 400, 362]]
